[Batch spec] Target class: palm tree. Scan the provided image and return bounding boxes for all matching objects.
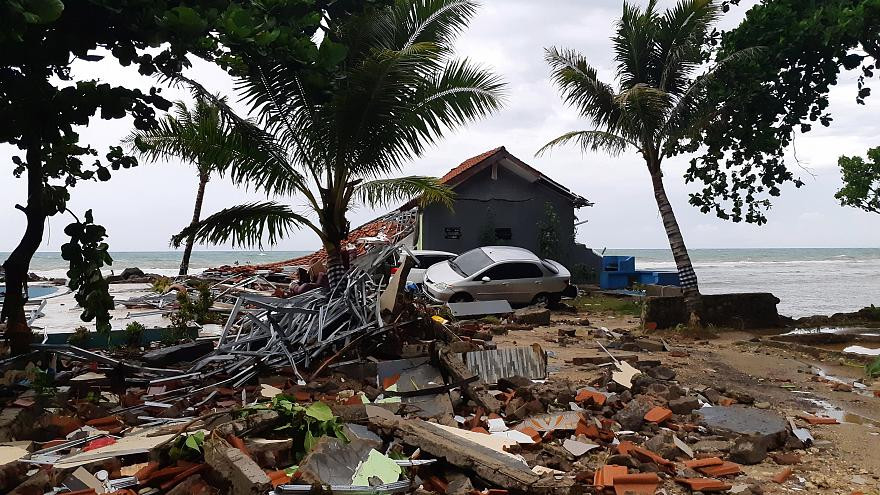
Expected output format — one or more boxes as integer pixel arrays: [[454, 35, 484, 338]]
[[127, 95, 230, 276], [539, 0, 754, 325], [151, 0, 505, 287]]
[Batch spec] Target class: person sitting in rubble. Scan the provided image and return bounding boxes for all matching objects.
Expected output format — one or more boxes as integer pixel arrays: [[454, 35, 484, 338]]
[[288, 265, 329, 296]]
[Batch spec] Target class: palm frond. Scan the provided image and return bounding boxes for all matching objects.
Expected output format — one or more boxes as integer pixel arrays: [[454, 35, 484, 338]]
[[613, 83, 672, 141], [537, 130, 634, 157], [545, 47, 620, 131], [652, 0, 720, 93], [344, 56, 505, 179], [390, 0, 479, 54], [354, 176, 455, 209], [170, 202, 319, 249], [614, 1, 660, 88]]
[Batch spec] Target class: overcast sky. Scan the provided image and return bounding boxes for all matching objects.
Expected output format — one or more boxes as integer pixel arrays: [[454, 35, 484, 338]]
[[2, 0, 879, 254]]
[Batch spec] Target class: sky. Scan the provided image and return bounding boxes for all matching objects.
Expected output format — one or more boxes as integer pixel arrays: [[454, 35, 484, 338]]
[[2, 0, 879, 254]]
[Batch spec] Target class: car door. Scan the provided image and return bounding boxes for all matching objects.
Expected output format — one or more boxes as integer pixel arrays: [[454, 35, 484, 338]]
[[470, 263, 515, 301], [472, 262, 544, 303], [505, 262, 545, 303]]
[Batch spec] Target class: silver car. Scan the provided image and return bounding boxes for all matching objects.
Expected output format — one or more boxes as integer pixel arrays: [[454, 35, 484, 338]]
[[423, 246, 571, 305]]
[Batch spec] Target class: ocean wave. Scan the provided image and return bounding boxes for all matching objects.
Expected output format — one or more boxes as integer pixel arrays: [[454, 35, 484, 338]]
[[637, 258, 880, 270]]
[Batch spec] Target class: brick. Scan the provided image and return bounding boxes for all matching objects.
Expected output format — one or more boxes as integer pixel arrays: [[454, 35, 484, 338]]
[[204, 436, 272, 494], [675, 477, 732, 492], [772, 467, 793, 484], [644, 406, 673, 424], [797, 414, 839, 425]]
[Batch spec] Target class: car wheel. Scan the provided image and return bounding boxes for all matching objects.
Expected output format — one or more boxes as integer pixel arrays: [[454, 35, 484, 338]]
[[448, 292, 473, 303], [532, 293, 551, 306]]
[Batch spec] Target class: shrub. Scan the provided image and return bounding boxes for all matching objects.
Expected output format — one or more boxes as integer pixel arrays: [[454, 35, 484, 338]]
[[67, 326, 90, 347], [124, 321, 146, 347]]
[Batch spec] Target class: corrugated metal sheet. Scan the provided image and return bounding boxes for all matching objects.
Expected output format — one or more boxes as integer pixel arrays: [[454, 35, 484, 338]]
[[463, 345, 546, 385]]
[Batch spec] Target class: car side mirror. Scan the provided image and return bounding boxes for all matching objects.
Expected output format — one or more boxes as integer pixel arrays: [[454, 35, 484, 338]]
[[481, 276, 491, 282]]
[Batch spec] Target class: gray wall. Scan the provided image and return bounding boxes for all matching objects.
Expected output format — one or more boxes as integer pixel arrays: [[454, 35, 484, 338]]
[[420, 164, 577, 259]]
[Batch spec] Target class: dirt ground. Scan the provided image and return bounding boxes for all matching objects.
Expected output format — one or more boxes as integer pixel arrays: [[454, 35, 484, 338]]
[[494, 310, 880, 494]]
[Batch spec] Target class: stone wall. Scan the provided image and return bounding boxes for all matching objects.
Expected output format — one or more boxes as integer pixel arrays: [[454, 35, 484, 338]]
[[643, 293, 781, 329]]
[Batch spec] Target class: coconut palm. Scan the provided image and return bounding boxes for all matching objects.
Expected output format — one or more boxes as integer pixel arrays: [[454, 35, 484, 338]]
[[127, 95, 232, 276], [539, 0, 754, 325], [144, 0, 504, 287]]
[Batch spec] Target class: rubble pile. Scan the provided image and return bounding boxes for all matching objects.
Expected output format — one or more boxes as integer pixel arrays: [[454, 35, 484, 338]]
[[0, 216, 858, 494]]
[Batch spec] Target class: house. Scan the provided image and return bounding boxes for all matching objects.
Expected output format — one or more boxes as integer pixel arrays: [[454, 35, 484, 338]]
[[413, 146, 601, 279], [230, 147, 601, 281]]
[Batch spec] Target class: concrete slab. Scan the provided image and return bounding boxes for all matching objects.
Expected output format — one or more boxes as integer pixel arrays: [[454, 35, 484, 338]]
[[698, 406, 787, 447]]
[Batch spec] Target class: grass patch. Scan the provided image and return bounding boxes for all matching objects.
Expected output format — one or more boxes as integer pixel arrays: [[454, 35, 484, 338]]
[[572, 294, 643, 316]]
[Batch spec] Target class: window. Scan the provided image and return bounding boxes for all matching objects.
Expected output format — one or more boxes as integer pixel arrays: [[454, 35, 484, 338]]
[[444, 227, 461, 239], [416, 255, 454, 268], [450, 248, 494, 276], [481, 262, 543, 280], [495, 228, 512, 240]]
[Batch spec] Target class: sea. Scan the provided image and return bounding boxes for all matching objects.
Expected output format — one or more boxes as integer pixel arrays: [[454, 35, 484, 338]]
[[605, 248, 880, 318], [6, 248, 880, 318]]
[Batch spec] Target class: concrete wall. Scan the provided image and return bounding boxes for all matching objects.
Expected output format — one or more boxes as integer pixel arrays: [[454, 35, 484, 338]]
[[643, 293, 782, 329], [421, 164, 576, 256]]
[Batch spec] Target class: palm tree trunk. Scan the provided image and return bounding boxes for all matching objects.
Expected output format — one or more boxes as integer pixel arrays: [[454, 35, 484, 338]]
[[2, 134, 45, 355], [325, 244, 347, 290], [649, 167, 702, 326], [179, 169, 209, 276]]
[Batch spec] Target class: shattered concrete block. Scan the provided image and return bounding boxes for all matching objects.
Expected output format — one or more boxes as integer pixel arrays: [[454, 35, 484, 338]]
[[446, 472, 475, 495], [668, 396, 700, 415], [729, 435, 770, 465], [645, 365, 676, 381], [614, 398, 652, 431], [166, 474, 213, 495], [394, 419, 545, 493], [204, 435, 272, 495], [513, 307, 551, 325], [698, 406, 787, 448], [298, 437, 374, 486], [0, 406, 40, 442], [215, 410, 280, 438]]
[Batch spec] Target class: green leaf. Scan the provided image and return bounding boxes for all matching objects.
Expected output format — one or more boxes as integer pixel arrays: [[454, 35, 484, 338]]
[[317, 38, 348, 67], [304, 430, 316, 452], [305, 402, 334, 422], [23, 0, 64, 24]]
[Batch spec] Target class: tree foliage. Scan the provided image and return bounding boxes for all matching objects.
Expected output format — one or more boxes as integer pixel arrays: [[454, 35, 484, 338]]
[[0, 0, 387, 334], [170, 0, 504, 285], [683, 0, 880, 224], [836, 146, 880, 214], [539, 0, 756, 312]]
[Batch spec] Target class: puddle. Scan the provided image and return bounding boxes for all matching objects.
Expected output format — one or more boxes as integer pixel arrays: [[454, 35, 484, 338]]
[[842, 345, 880, 356], [783, 327, 880, 337], [801, 396, 880, 427]]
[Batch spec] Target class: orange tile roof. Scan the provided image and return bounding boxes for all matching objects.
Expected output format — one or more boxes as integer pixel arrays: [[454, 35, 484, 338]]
[[439, 146, 505, 183], [212, 218, 405, 274]]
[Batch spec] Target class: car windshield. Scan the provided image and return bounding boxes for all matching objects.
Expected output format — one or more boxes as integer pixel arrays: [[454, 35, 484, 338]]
[[449, 249, 493, 277]]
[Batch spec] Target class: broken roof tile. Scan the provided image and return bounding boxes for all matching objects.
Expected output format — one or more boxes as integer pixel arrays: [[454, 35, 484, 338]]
[[644, 406, 673, 424], [594, 465, 628, 488], [675, 477, 733, 492]]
